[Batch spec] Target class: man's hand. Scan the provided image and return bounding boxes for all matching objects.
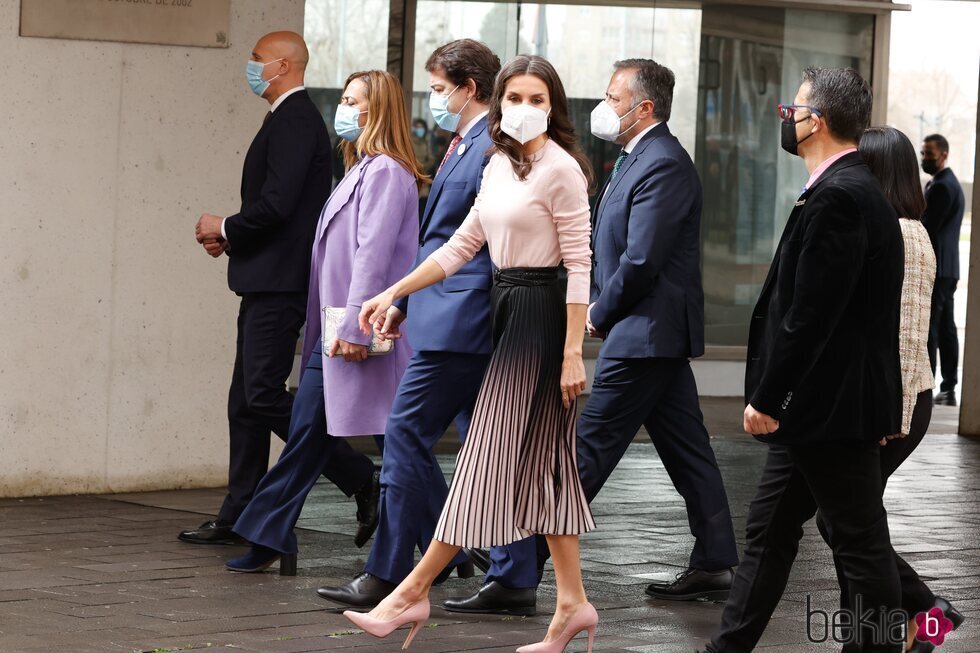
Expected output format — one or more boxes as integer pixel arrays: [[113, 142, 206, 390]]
[[327, 338, 369, 362], [586, 303, 605, 339], [202, 238, 229, 258], [376, 306, 406, 340], [743, 404, 779, 435], [196, 213, 224, 243], [879, 432, 906, 446]]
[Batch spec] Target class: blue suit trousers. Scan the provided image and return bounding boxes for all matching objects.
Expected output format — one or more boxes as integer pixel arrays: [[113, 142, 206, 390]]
[[233, 341, 380, 554]]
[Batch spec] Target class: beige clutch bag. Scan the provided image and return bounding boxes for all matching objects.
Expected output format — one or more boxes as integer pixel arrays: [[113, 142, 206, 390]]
[[322, 306, 394, 356]]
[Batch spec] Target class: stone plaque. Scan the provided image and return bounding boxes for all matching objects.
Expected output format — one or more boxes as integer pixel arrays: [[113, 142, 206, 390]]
[[20, 0, 230, 49]]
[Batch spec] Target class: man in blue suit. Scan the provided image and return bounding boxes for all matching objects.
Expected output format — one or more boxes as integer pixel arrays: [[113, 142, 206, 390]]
[[316, 39, 539, 615], [461, 58, 739, 606], [585, 59, 738, 600]]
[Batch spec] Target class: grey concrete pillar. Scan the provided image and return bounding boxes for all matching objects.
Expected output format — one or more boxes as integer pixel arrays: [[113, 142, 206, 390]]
[[960, 65, 980, 437]]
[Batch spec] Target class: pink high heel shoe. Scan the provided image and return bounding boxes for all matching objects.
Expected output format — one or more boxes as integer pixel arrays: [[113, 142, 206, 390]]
[[516, 602, 598, 653], [342, 599, 430, 650]]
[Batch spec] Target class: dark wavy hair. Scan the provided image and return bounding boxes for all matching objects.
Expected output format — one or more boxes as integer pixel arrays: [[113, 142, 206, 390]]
[[859, 126, 927, 220], [488, 55, 595, 190], [425, 39, 500, 103]]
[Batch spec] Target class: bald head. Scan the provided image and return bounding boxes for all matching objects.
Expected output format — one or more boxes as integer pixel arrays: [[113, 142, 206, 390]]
[[255, 31, 309, 68], [250, 31, 308, 103]]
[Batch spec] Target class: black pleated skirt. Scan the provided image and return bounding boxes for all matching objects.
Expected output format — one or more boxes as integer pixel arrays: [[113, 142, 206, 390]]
[[434, 267, 596, 547]]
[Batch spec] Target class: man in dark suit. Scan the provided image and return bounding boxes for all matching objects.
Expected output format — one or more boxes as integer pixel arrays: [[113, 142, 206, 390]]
[[316, 40, 539, 614], [584, 59, 739, 600], [456, 59, 740, 607], [184, 31, 378, 546], [702, 67, 906, 653], [920, 133, 965, 407]]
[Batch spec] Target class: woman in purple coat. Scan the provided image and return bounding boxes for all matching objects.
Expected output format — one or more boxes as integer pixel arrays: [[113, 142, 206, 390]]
[[225, 70, 425, 574]]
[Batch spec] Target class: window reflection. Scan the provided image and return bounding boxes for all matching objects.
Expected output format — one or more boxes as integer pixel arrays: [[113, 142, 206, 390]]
[[696, 6, 874, 346]]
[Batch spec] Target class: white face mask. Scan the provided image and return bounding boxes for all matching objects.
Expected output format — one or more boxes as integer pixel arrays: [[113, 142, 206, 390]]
[[500, 104, 550, 144], [590, 100, 641, 142]]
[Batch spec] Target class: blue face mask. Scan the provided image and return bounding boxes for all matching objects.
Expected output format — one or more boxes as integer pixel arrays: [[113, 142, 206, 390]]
[[413, 127, 426, 139], [429, 85, 471, 133], [246, 58, 283, 97], [334, 103, 366, 142]]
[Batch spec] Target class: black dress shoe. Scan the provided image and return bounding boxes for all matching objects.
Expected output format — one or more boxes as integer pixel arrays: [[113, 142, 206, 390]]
[[909, 596, 965, 653], [645, 567, 734, 602], [317, 572, 395, 608], [433, 560, 475, 586], [934, 390, 957, 406], [463, 547, 491, 574], [178, 520, 243, 545], [353, 467, 381, 548], [443, 580, 536, 616]]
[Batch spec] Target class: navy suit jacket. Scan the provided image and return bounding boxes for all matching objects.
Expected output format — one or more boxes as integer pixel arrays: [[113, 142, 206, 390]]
[[922, 167, 964, 280], [398, 117, 494, 354], [224, 90, 333, 294], [590, 122, 705, 359]]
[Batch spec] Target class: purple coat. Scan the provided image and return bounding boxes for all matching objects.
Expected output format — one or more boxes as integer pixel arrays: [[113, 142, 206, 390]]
[[301, 154, 419, 436]]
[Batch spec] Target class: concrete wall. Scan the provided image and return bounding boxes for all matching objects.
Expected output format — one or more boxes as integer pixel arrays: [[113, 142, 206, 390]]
[[0, 0, 305, 497]]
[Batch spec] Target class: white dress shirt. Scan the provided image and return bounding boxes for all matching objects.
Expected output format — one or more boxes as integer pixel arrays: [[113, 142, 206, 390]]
[[458, 110, 489, 139], [623, 120, 661, 154]]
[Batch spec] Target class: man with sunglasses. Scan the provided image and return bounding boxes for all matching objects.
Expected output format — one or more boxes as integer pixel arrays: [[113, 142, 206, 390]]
[[701, 67, 906, 653]]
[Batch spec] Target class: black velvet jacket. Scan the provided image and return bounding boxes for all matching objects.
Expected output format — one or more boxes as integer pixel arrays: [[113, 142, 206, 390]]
[[746, 152, 904, 445]]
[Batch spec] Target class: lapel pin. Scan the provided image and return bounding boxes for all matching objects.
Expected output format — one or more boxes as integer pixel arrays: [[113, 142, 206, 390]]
[[457, 143, 467, 156]]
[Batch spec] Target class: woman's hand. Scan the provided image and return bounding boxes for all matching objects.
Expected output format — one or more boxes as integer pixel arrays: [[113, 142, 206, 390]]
[[358, 290, 396, 335], [375, 306, 405, 340], [328, 338, 369, 362], [560, 351, 587, 410]]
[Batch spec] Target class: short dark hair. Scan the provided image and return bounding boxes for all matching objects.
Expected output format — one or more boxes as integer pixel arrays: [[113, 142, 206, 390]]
[[425, 39, 501, 104], [859, 126, 927, 220], [801, 67, 872, 143], [613, 58, 674, 121], [924, 133, 950, 154]]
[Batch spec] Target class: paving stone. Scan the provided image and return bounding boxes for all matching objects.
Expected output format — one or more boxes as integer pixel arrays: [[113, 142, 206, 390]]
[[2, 415, 979, 651]]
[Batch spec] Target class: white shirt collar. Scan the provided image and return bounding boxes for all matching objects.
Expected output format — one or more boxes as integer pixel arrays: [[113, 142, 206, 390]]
[[624, 121, 661, 154], [271, 86, 305, 113], [458, 110, 490, 139]]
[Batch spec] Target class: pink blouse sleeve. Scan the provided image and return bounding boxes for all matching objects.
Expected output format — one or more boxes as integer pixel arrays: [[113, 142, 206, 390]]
[[550, 162, 593, 304], [427, 193, 487, 277]]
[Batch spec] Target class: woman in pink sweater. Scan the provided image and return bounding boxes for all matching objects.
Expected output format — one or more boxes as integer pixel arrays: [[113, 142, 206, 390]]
[[345, 55, 599, 653]]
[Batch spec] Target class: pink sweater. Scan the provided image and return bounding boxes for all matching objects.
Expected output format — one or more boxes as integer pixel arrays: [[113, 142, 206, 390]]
[[429, 139, 593, 304]]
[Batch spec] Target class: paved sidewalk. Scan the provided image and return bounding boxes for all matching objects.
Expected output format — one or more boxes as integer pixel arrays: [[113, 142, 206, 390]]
[[1, 405, 978, 652]]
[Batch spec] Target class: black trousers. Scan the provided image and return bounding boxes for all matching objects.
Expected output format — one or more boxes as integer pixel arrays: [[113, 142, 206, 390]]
[[218, 292, 306, 525], [816, 390, 935, 653], [710, 442, 902, 653], [928, 278, 959, 392]]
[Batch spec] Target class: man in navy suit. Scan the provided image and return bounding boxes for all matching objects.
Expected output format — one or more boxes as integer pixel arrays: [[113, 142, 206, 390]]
[[920, 133, 965, 407], [185, 31, 377, 546], [585, 59, 739, 599], [316, 39, 539, 615], [456, 59, 739, 607]]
